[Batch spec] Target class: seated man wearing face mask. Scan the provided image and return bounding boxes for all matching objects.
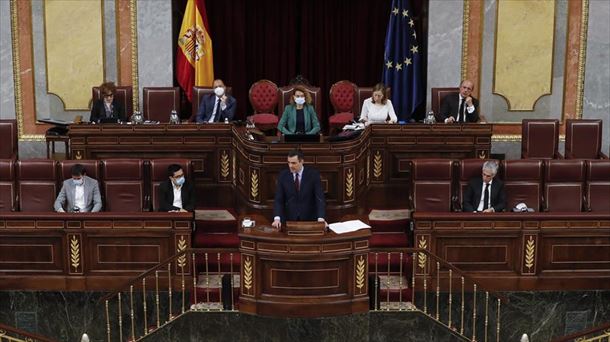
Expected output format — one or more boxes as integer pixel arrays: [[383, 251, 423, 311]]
[[54, 164, 102, 213], [195, 79, 237, 123], [158, 164, 196, 212]]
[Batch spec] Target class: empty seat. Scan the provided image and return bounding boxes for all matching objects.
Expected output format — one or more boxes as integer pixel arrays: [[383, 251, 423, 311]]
[[502, 159, 543, 211], [0, 159, 16, 212], [0, 119, 18, 160], [328, 80, 358, 133], [456, 159, 499, 211], [565, 119, 607, 159], [142, 87, 180, 122], [586, 160, 610, 213], [544, 160, 585, 212], [150, 159, 192, 211], [101, 159, 145, 212], [411, 159, 455, 212], [16, 159, 57, 212], [521, 119, 561, 159], [248, 80, 280, 130]]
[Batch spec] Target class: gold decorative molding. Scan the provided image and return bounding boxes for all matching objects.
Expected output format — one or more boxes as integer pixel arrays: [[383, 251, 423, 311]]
[[130, 0, 139, 111], [373, 151, 383, 179], [460, 0, 470, 81], [355, 255, 366, 294], [242, 255, 253, 295], [69, 235, 81, 272], [220, 150, 230, 179], [524, 235, 536, 273], [250, 169, 259, 200], [176, 235, 187, 268], [345, 168, 354, 199], [417, 236, 428, 271], [574, 0, 589, 119]]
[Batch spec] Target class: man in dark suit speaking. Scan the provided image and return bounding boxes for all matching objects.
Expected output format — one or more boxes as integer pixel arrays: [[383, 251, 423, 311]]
[[462, 161, 506, 213], [440, 79, 479, 123], [195, 79, 236, 123], [272, 149, 326, 229]]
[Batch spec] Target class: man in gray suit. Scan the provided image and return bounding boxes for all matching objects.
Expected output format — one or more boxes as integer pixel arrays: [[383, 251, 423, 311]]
[[54, 164, 102, 213]]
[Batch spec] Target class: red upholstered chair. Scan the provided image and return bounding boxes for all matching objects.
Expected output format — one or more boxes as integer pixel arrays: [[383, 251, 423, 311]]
[[150, 159, 192, 212], [328, 80, 358, 133], [355, 86, 391, 120], [92, 86, 134, 119], [248, 80, 280, 130], [0, 119, 18, 160], [101, 159, 145, 212], [16, 159, 57, 212], [0, 159, 16, 212], [521, 119, 562, 159], [565, 119, 607, 159], [190, 86, 233, 122], [543, 159, 586, 212], [278, 84, 322, 124], [143, 87, 180, 122], [585, 160, 610, 213], [410, 159, 455, 212], [455, 159, 499, 211], [501, 159, 543, 211]]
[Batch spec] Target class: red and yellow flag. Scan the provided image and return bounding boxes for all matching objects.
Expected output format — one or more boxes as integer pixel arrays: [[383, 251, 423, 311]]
[[176, 0, 214, 101]]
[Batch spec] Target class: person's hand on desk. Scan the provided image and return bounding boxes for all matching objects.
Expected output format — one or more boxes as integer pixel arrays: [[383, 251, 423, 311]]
[[482, 208, 495, 213], [444, 116, 456, 124], [318, 218, 328, 228], [272, 219, 282, 229]]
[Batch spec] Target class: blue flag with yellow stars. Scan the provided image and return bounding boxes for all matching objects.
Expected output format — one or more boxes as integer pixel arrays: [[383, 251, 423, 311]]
[[382, 0, 424, 121]]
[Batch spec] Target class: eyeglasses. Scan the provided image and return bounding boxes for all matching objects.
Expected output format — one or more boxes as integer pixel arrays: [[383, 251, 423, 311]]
[[103, 93, 114, 98]]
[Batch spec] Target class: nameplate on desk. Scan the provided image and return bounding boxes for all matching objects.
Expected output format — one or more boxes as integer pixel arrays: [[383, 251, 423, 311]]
[[285, 221, 325, 235]]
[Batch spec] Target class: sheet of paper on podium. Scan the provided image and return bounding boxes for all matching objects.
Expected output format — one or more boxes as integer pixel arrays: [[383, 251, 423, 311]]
[[328, 220, 371, 234]]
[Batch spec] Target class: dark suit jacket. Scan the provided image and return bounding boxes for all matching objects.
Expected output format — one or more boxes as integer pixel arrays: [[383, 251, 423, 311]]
[[462, 177, 506, 212], [196, 94, 236, 123], [158, 179, 196, 212], [273, 167, 325, 222], [90, 99, 126, 123], [439, 93, 479, 123]]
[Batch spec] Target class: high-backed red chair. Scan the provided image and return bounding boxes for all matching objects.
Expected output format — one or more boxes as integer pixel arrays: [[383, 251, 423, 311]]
[[101, 159, 145, 212], [150, 159, 192, 212], [455, 159, 499, 211], [410, 159, 455, 212], [586, 160, 610, 213], [16, 159, 57, 212], [190, 86, 233, 122], [521, 119, 561, 159], [0, 159, 16, 212], [248, 80, 280, 130], [0, 119, 18, 160], [328, 80, 358, 133], [543, 160, 585, 212], [278, 84, 322, 124], [565, 119, 607, 159], [502, 159, 543, 211], [142, 87, 180, 122], [355, 87, 391, 120], [92, 86, 134, 119]]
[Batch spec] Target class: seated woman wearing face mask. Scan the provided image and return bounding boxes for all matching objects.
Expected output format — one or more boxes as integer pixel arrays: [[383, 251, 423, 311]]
[[195, 79, 237, 123], [359, 82, 397, 126], [277, 86, 321, 135]]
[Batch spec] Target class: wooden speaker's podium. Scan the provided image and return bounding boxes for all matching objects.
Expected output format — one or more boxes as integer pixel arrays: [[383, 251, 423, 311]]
[[238, 218, 371, 317]]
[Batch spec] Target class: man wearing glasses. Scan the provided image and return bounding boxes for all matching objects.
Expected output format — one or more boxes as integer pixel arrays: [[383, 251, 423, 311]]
[[90, 81, 126, 123]]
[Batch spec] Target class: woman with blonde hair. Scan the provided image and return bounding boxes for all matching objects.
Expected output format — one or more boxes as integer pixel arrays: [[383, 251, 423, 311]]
[[359, 83, 397, 125]]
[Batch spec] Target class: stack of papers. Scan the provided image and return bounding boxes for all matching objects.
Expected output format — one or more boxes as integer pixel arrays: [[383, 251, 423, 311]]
[[328, 220, 371, 234], [342, 123, 365, 131]]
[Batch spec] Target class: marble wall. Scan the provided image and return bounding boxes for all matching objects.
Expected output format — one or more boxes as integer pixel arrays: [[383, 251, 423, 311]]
[[0, 0, 15, 120], [136, 0, 174, 110], [583, 0, 610, 154], [426, 0, 464, 111]]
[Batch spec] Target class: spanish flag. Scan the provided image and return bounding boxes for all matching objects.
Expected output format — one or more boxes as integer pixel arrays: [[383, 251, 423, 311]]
[[176, 0, 214, 101]]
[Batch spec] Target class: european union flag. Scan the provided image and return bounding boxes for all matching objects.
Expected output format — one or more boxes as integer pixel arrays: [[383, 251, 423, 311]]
[[382, 0, 423, 121]]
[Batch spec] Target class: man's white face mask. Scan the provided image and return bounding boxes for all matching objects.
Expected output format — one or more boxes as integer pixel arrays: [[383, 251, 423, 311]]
[[214, 87, 225, 97]]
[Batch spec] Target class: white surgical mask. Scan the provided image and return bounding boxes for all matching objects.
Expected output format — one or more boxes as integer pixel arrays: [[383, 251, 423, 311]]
[[214, 87, 225, 97], [295, 97, 306, 105], [174, 176, 185, 186]]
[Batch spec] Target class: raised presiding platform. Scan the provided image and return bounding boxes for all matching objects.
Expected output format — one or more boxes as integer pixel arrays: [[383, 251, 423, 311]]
[[238, 215, 371, 317], [413, 211, 610, 290], [0, 211, 193, 290]]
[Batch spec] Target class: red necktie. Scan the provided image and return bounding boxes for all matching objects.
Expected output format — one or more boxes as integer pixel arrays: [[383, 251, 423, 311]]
[[294, 173, 300, 192]]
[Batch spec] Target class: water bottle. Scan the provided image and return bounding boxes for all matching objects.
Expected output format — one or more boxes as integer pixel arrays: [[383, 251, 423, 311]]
[[424, 111, 436, 124], [224, 117, 229, 124], [169, 110, 180, 124], [130, 111, 143, 124]]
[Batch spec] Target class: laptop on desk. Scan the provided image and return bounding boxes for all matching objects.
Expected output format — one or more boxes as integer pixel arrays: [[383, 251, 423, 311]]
[[282, 134, 321, 143]]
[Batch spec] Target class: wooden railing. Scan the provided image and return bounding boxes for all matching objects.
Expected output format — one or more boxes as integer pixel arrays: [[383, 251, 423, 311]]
[[0, 323, 57, 342], [550, 322, 610, 342]]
